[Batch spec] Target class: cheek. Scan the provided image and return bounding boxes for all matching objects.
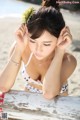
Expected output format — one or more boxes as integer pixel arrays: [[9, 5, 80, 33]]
[[43, 44, 56, 53], [29, 43, 36, 51], [46, 47, 54, 54], [50, 42, 57, 51]]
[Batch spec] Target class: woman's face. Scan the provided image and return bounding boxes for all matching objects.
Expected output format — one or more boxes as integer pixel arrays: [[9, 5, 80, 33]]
[[28, 30, 57, 60]]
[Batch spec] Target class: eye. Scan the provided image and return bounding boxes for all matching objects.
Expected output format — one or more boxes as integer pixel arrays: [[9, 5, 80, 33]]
[[43, 44, 51, 46], [29, 39, 36, 43]]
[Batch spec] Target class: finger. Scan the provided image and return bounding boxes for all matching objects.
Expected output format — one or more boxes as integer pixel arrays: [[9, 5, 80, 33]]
[[63, 31, 72, 38], [57, 35, 64, 46], [17, 29, 24, 37], [66, 26, 70, 32], [57, 34, 72, 47], [25, 25, 29, 34], [57, 28, 71, 46], [61, 26, 72, 39], [58, 38, 71, 49], [19, 25, 26, 34], [58, 40, 67, 46], [63, 32, 72, 41], [60, 26, 66, 36], [16, 31, 23, 40], [65, 27, 73, 39], [24, 32, 29, 41], [60, 26, 71, 37], [63, 36, 72, 45]]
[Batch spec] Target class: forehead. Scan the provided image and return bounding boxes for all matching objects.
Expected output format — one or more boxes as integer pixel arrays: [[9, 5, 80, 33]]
[[34, 30, 57, 42]]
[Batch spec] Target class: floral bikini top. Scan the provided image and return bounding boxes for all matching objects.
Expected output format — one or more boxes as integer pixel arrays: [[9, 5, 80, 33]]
[[21, 53, 68, 94]]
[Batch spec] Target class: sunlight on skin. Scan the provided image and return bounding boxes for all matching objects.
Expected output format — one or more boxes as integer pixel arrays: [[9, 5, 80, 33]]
[[28, 30, 58, 61]]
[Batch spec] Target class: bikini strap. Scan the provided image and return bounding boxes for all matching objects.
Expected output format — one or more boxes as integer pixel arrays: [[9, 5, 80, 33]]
[[24, 52, 33, 68]]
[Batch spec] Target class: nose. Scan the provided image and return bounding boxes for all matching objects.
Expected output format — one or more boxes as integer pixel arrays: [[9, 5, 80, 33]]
[[35, 43, 42, 52]]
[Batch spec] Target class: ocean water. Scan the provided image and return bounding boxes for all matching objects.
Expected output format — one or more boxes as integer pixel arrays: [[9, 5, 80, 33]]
[[0, 0, 39, 18]]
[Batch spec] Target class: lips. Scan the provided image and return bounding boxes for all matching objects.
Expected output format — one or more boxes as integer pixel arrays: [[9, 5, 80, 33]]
[[34, 53, 42, 57]]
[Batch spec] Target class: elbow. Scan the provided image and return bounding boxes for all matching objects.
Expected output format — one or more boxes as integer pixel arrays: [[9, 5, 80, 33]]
[[43, 91, 59, 100], [0, 86, 10, 93]]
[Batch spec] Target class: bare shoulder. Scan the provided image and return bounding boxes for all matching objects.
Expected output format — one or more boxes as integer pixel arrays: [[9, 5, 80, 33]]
[[61, 52, 77, 83], [63, 52, 77, 68]]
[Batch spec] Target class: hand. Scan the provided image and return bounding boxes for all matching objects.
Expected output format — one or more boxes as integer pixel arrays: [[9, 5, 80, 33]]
[[57, 26, 72, 50], [15, 24, 30, 54]]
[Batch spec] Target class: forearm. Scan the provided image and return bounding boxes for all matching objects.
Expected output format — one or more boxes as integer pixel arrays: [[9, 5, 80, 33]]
[[0, 47, 22, 92], [43, 48, 65, 98]]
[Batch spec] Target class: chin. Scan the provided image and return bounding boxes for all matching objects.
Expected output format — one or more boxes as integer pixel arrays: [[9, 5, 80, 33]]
[[35, 56, 44, 60], [35, 55, 49, 61]]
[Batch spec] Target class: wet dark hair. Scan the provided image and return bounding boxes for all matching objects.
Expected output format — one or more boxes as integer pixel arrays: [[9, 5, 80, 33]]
[[27, 0, 65, 39]]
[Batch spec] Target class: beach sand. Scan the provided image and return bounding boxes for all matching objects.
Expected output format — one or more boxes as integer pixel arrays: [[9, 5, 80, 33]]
[[0, 9, 80, 96]]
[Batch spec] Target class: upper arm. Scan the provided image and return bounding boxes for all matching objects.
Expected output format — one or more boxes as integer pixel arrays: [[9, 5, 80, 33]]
[[60, 53, 77, 85]]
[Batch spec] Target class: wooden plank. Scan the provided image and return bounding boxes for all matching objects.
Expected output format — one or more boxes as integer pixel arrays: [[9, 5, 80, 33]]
[[1, 90, 80, 120]]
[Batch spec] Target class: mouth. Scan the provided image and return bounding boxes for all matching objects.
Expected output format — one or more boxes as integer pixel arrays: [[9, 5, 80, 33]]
[[34, 53, 42, 58]]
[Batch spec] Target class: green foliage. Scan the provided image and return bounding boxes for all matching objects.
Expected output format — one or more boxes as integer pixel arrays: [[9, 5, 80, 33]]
[[22, 7, 35, 23]]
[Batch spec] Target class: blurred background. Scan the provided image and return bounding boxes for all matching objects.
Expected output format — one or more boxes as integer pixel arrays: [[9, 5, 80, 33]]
[[20, 0, 80, 11], [0, 0, 80, 96], [0, 0, 80, 17]]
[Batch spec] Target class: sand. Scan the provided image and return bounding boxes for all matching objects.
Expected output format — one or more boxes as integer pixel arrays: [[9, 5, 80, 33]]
[[0, 9, 80, 96]]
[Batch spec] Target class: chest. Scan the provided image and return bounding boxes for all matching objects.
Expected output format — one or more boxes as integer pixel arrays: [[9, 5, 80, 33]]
[[35, 61, 51, 76], [22, 50, 51, 80], [23, 60, 51, 81]]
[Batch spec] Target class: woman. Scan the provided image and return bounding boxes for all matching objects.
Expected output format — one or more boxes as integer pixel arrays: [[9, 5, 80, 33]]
[[0, 0, 77, 99]]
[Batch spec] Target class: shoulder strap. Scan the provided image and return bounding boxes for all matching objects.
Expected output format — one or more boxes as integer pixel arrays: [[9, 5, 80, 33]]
[[24, 52, 33, 68]]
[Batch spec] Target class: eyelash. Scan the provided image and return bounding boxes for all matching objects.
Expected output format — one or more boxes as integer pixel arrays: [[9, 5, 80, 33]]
[[43, 44, 51, 46], [30, 40, 51, 46], [29, 39, 35, 43]]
